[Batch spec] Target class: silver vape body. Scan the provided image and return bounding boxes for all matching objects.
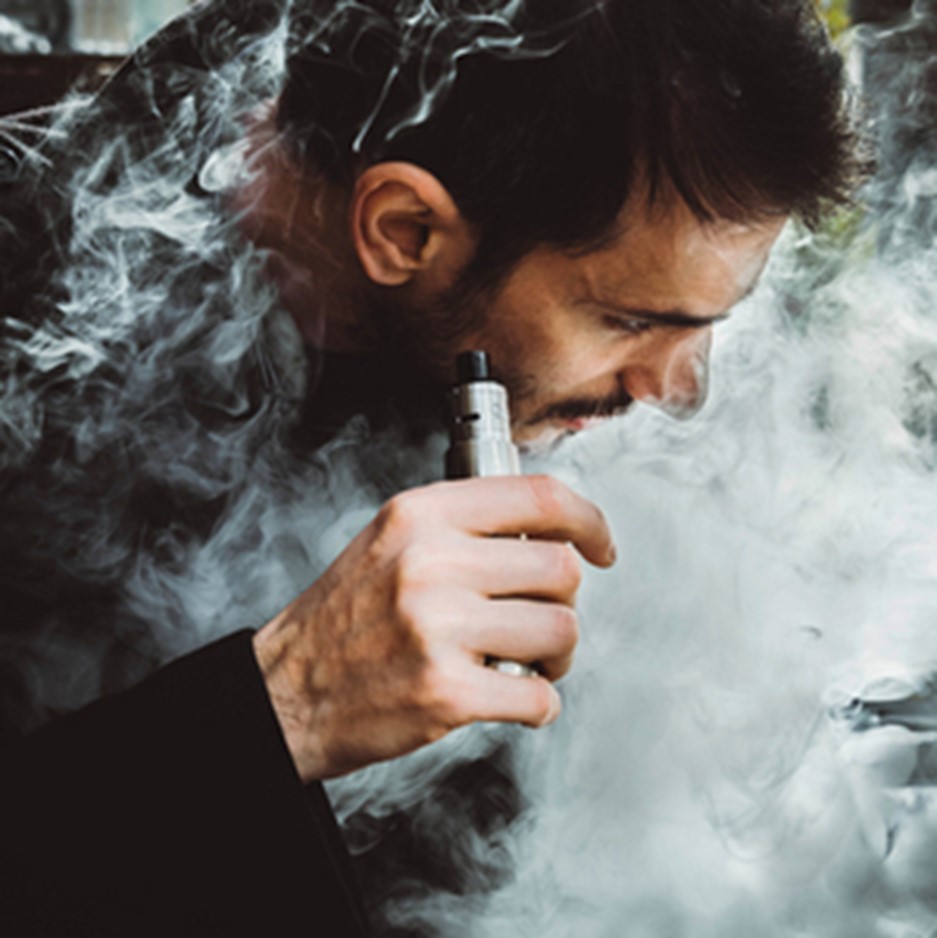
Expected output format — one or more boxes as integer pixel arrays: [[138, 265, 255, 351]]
[[445, 351, 538, 679], [445, 381, 522, 480]]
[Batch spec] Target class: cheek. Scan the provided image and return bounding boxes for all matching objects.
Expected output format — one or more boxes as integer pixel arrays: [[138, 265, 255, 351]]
[[530, 345, 635, 406], [472, 285, 624, 394], [470, 307, 561, 378]]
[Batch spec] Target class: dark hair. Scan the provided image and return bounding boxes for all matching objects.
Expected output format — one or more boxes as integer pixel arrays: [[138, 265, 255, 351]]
[[278, 0, 868, 284]]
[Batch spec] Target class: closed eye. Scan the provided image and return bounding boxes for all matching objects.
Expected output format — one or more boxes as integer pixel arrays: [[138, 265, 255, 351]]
[[603, 315, 656, 336]]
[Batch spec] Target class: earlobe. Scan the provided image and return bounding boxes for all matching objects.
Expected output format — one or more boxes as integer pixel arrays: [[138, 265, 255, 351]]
[[350, 163, 473, 289]]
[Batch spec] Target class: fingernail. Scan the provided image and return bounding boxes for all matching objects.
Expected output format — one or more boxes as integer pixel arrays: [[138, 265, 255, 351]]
[[607, 542, 618, 566]]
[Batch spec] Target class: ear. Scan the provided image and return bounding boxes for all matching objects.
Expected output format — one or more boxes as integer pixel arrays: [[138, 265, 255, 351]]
[[350, 162, 476, 288]]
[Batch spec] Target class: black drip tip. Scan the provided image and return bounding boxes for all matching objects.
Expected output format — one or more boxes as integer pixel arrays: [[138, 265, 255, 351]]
[[456, 350, 491, 383]]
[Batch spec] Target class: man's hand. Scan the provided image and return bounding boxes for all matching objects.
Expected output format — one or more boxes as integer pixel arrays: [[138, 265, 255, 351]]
[[253, 475, 616, 783]]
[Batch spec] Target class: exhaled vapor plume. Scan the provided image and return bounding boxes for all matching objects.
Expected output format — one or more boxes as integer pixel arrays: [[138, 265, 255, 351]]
[[1, 0, 935, 934]]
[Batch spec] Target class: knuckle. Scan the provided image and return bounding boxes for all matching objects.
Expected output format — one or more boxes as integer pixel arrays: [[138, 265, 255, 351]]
[[552, 544, 583, 591], [416, 665, 446, 710], [395, 542, 437, 592], [379, 490, 424, 537], [440, 692, 471, 729], [526, 474, 570, 520], [529, 682, 559, 727], [549, 654, 575, 682], [415, 663, 465, 727], [394, 587, 433, 639], [549, 605, 580, 653]]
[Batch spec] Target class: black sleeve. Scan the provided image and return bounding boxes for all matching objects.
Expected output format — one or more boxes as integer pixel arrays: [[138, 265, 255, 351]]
[[0, 630, 371, 937]]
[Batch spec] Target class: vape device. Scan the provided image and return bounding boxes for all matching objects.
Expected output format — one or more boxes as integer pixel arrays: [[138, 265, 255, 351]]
[[445, 350, 538, 679], [445, 350, 522, 479]]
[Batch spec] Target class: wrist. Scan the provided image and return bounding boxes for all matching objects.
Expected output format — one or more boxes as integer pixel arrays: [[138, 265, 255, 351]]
[[253, 617, 329, 784]]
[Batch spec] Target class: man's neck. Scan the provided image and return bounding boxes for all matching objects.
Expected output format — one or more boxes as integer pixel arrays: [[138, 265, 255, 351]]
[[228, 109, 448, 448], [229, 106, 378, 352]]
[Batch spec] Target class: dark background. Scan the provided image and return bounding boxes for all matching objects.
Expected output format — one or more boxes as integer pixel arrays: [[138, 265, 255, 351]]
[[0, 1, 918, 118], [0, 0, 188, 116]]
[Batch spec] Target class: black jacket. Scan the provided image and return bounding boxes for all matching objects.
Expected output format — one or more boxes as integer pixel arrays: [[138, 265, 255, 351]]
[[1, 631, 370, 937]]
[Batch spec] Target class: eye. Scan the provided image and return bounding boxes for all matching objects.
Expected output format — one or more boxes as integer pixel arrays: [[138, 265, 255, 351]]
[[603, 315, 655, 336]]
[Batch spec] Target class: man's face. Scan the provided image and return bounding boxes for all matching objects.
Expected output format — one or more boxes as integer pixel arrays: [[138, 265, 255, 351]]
[[448, 198, 786, 448]]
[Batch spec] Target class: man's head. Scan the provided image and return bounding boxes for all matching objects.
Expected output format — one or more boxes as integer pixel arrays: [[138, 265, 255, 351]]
[[342, 160, 786, 445], [264, 0, 866, 441]]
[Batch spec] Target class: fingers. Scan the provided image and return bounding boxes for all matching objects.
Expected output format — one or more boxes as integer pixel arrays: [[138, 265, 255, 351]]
[[462, 475, 615, 568], [461, 598, 580, 681], [385, 475, 616, 569], [447, 537, 583, 604], [349, 475, 611, 747], [463, 664, 562, 729]]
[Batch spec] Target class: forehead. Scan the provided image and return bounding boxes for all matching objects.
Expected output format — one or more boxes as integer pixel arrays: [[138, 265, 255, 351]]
[[569, 198, 787, 317]]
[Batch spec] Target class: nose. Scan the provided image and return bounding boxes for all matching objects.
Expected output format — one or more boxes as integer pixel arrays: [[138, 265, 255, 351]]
[[623, 328, 712, 420]]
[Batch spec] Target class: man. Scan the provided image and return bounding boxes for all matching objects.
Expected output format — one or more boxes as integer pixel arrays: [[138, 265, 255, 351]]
[[0, 0, 865, 934]]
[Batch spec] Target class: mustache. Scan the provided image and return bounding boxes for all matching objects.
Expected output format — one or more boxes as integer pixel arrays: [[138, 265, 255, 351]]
[[526, 389, 635, 425]]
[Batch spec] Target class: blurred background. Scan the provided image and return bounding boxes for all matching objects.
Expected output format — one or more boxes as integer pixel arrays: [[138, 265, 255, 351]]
[[0, 0, 920, 117], [0, 0, 190, 115]]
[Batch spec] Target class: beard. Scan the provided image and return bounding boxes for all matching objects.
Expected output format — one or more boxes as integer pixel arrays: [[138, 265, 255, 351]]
[[363, 269, 490, 385], [361, 265, 635, 443]]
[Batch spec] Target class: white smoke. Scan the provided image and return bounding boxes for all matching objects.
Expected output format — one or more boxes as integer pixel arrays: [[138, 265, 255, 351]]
[[283, 0, 582, 153], [3, 1, 936, 935], [350, 9, 937, 934]]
